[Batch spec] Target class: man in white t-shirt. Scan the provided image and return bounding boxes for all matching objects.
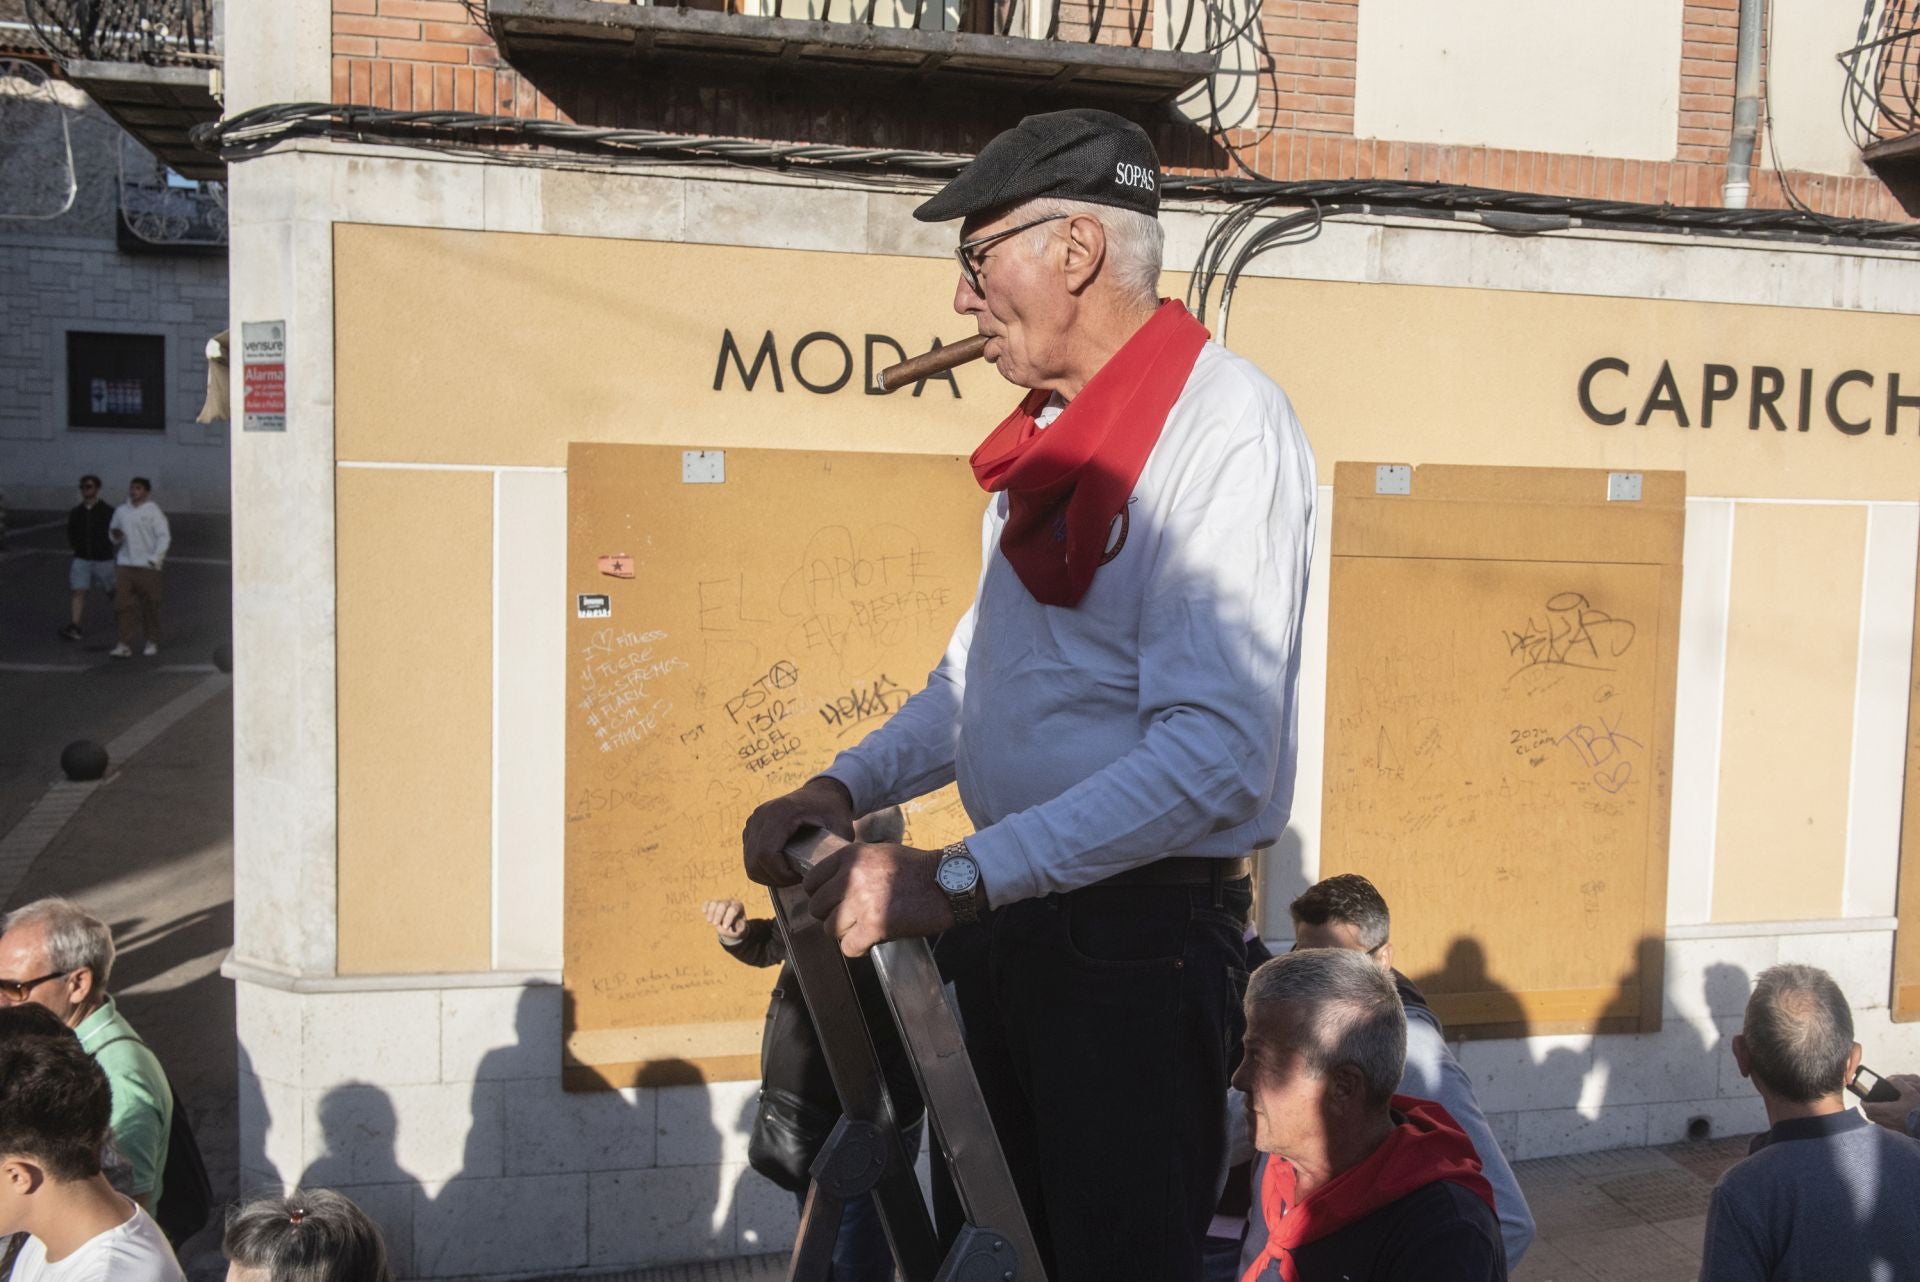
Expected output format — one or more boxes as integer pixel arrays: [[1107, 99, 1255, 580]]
[[0, 1004, 184, 1281]]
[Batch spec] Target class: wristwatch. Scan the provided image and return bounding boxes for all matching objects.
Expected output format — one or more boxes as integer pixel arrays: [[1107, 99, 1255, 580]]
[[936, 840, 985, 926]]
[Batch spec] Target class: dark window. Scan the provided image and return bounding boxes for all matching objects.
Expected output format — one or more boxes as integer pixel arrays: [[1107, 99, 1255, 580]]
[[67, 332, 166, 431]]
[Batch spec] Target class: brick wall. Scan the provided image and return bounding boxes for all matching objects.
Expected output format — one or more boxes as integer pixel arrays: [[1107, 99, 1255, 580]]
[[1678, 0, 1741, 163], [1263, 0, 1357, 136], [332, 0, 545, 117], [326, 0, 1907, 223]]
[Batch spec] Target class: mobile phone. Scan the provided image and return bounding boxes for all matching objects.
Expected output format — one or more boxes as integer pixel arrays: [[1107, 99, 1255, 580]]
[[1848, 1064, 1900, 1104]]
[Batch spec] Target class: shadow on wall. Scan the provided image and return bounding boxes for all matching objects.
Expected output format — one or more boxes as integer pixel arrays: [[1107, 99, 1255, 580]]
[[1411, 937, 1533, 1042], [237, 987, 775, 1278], [1390, 935, 1769, 1155]]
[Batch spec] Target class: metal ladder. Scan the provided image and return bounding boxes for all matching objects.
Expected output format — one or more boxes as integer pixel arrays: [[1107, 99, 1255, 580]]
[[771, 828, 1047, 1282]]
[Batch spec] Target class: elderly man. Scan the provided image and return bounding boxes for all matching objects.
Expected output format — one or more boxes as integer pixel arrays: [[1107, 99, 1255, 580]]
[[0, 898, 173, 1213], [743, 108, 1315, 1278], [1240, 874, 1533, 1269], [1702, 963, 1920, 1281], [1233, 949, 1506, 1282]]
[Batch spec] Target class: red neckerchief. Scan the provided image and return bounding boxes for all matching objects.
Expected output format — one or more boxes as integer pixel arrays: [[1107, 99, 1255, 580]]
[[968, 299, 1209, 607], [1240, 1096, 1496, 1282]]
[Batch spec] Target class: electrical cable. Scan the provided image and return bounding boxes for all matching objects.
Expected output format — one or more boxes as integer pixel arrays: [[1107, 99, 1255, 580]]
[[191, 103, 1920, 249], [1215, 202, 1325, 343], [1762, 0, 1817, 216]]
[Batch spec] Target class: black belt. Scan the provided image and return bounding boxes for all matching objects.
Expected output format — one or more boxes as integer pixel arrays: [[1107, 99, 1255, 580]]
[[1097, 855, 1253, 889]]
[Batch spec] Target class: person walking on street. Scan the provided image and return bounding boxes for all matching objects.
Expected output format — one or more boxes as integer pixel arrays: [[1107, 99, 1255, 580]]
[[60, 475, 116, 642], [108, 476, 169, 658]]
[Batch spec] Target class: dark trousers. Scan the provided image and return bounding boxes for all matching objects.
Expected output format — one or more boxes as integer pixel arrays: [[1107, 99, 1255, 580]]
[[933, 876, 1253, 1282]]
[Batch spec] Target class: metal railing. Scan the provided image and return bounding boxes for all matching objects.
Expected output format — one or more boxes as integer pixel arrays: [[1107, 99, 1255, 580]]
[[513, 0, 1250, 54], [1839, 0, 1920, 148], [24, 0, 217, 66], [119, 142, 226, 246]]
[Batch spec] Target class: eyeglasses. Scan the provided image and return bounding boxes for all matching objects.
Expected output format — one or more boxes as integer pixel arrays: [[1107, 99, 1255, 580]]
[[0, 971, 68, 1004], [79, 482, 98, 490], [1287, 940, 1389, 956], [955, 214, 1067, 296]]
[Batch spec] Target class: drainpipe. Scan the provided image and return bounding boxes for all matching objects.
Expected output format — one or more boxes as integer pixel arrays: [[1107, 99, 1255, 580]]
[[1723, 0, 1765, 208]]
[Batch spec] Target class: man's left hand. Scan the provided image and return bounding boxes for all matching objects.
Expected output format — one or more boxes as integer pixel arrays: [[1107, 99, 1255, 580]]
[[801, 842, 955, 957]]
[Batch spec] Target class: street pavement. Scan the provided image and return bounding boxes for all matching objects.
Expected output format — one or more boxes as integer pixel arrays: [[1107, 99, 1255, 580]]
[[0, 508, 1754, 1280], [519, 1139, 1751, 1282], [0, 508, 236, 1279]]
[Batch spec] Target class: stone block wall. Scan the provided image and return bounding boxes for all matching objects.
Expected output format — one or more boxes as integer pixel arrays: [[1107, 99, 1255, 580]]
[[236, 977, 800, 1280], [233, 923, 1920, 1279]]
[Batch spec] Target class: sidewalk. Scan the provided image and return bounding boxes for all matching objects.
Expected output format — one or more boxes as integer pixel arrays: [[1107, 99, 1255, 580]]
[[1510, 1136, 1747, 1281], [517, 1135, 1750, 1282], [0, 683, 236, 1281]]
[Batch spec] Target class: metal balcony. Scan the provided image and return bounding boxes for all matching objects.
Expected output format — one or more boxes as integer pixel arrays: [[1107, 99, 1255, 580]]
[[24, 0, 223, 180], [487, 0, 1217, 105], [1839, 0, 1920, 213]]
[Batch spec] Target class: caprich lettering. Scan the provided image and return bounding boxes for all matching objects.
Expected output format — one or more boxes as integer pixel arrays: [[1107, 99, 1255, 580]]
[[713, 329, 963, 398], [1577, 357, 1920, 436]]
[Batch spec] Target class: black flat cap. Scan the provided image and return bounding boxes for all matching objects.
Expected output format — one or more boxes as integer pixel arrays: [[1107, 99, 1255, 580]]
[[914, 109, 1161, 223]]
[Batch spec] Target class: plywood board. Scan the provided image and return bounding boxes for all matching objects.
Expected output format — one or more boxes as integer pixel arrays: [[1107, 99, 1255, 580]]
[[1321, 464, 1683, 1038], [1895, 520, 1920, 1022], [563, 443, 984, 1087], [337, 467, 495, 973]]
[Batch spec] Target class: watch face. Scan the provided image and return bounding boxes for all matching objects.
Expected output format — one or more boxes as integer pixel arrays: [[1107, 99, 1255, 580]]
[[937, 855, 979, 894]]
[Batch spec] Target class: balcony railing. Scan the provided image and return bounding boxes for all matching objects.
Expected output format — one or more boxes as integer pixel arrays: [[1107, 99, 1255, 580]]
[[1839, 0, 1920, 148], [24, 1, 223, 179], [118, 132, 225, 247], [487, 0, 1217, 104], [24, 0, 217, 67]]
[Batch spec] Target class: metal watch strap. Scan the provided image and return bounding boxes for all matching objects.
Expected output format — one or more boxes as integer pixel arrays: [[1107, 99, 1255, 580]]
[[942, 840, 982, 926]]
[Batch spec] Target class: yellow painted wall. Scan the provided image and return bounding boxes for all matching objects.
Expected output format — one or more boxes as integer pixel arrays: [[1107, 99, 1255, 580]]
[[1227, 278, 1920, 503], [330, 224, 1918, 945], [336, 467, 495, 972], [337, 225, 1920, 502], [1712, 503, 1868, 923]]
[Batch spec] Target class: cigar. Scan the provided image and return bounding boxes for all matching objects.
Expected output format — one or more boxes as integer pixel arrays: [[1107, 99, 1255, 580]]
[[872, 334, 990, 393]]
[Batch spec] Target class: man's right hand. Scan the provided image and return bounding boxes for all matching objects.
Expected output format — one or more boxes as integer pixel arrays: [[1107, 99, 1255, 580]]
[[1863, 1072, 1920, 1135], [742, 776, 856, 887]]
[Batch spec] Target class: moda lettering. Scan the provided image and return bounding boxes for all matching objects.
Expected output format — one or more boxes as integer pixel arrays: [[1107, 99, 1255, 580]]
[[713, 329, 962, 398]]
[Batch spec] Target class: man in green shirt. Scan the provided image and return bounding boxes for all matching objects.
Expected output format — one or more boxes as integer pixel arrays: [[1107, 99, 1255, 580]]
[[0, 898, 173, 1211]]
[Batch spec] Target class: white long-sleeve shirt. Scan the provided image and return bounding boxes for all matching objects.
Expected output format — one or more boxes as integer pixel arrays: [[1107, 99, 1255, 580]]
[[109, 501, 171, 569], [823, 341, 1316, 906]]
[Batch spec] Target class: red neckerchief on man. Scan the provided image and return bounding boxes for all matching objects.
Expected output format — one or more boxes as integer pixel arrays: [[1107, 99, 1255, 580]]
[[969, 298, 1209, 608], [1241, 1095, 1496, 1282]]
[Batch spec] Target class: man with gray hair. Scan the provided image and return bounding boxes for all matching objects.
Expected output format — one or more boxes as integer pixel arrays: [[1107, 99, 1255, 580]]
[[1233, 949, 1506, 1282], [1254, 873, 1534, 1268], [745, 108, 1315, 1278], [1702, 962, 1920, 1281], [0, 897, 174, 1214]]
